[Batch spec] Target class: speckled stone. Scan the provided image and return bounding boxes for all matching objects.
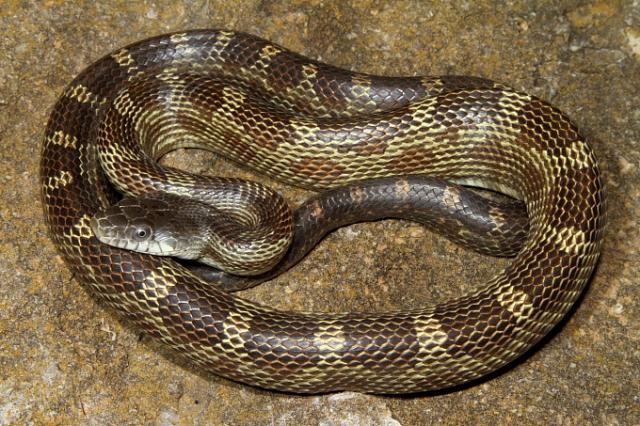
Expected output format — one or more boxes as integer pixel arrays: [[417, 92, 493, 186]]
[[1, 1, 638, 425]]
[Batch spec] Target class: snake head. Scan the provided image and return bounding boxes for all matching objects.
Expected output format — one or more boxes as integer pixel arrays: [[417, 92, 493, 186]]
[[89, 191, 210, 260], [89, 190, 291, 276]]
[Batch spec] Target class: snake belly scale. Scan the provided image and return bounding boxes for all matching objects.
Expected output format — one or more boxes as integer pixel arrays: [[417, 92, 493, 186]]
[[41, 30, 604, 393]]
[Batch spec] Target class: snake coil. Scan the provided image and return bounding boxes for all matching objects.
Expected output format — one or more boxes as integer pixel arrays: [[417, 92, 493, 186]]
[[41, 30, 604, 393]]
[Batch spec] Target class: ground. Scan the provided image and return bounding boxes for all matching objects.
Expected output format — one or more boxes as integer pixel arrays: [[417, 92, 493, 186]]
[[0, 1, 638, 425]]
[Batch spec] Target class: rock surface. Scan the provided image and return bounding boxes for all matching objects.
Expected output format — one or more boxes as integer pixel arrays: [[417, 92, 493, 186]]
[[1, 1, 638, 425]]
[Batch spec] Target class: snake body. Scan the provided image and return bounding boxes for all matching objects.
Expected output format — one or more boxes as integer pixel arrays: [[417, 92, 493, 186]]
[[41, 30, 604, 393]]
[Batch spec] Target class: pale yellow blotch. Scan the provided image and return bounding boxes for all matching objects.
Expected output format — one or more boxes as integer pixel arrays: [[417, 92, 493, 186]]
[[111, 48, 136, 69], [58, 215, 101, 287], [112, 89, 135, 117], [110, 48, 145, 82], [414, 316, 506, 374], [64, 84, 106, 109], [129, 266, 178, 331], [169, 33, 200, 60], [220, 311, 252, 350], [77, 144, 89, 178], [497, 91, 531, 116], [564, 140, 592, 169], [142, 266, 178, 300], [487, 92, 533, 167], [420, 77, 444, 93], [413, 316, 464, 371], [314, 323, 347, 353], [169, 32, 190, 44], [545, 224, 590, 254], [198, 302, 259, 365], [107, 140, 140, 163], [349, 186, 365, 203], [533, 146, 559, 188], [488, 205, 507, 228], [258, 44, 282, 64], [309, 200, 324, 219], [350, 74, 371, 97], [441, 185, 461, 209], [47, 170, 73, 189], [413, 317, 448, 351], [407, 96, 440, 126], [296, 63, 320, 98], [301, 63, 318, 80], [452, 125, 522, 156], [211, 30, 235, 56], [393, 178, 410, 198], [156, 66, 183, 83], [47, 130, 77, 149], [64, 84, 89, 102], [313, 323, 351, 367], [54, 216, 95, 288], [540, 144, 570, 171], [255, 44, 284, 91], [497, 288, 532, 318], [67, 214, 93, 240]]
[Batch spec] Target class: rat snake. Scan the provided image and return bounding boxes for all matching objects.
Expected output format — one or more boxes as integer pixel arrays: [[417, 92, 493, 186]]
[[41, 30, 604, 393]]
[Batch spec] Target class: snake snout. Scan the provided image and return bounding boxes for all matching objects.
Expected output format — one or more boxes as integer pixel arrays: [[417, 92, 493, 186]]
[[89, 210, 132, 248]]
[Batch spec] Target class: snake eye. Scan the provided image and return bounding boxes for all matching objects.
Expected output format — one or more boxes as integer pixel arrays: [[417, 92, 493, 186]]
[[132, 225, 152, 241]]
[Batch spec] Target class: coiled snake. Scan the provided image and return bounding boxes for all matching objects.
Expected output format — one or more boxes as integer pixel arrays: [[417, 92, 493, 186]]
[[41, 30, 604, 393]]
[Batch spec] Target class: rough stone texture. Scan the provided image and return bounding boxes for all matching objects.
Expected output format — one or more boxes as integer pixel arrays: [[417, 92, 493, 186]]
[[1, 1, 638, 425]]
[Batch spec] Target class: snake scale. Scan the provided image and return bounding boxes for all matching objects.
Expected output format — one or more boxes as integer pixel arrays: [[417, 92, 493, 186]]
[[41, 30, 605, 393]]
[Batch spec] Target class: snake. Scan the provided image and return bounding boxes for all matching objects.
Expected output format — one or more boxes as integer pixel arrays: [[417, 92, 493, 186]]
[[41, 29, 605, 393]]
